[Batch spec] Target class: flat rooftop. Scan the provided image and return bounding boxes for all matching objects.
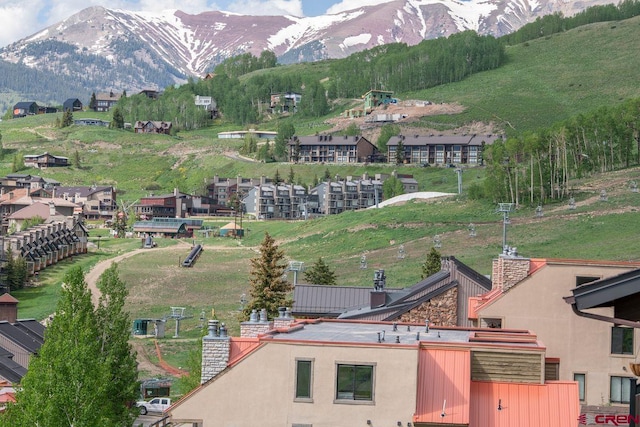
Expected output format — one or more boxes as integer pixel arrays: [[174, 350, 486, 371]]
[[266, 320, 541, 349]]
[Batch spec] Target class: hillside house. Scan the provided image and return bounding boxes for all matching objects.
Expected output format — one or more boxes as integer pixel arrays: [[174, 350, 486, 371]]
[[139, 89, 160, 99], [308, 174, 383, 215], [94, 91, 122, 112], [363, 89, 394, 113], [12, 102, 39, 118], [167, 313, 579, 426], [62, 98, 83, 112], [0, 174, 59, 193], [73, 118, 109, 127], [288, 135, 378, 163], [471, 252, 640, 407], [54, 185, 116, 220], [293, 257, 492, 326], [387, 134, 503, 166], [195, 95, 218, 118], [134, 121, 172, 135], [270, 92, 301, 113], [23, 153, 69, 169]]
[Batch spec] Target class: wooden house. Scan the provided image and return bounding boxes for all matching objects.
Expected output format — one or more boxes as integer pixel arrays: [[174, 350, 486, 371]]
[[62, 98, 83, 112]]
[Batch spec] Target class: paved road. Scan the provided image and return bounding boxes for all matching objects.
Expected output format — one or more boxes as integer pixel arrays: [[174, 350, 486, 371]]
[[133, 413, 165, 427]]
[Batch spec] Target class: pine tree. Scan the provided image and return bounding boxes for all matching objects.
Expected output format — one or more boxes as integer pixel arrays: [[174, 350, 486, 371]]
[[95, 263, 139, 426], [274, 169, 282, 184], [110, 107, 125, 129], [304, 258, 337, 286], [288, 166, 295, 184], [73, 149, 81, 168], [421, 247, 442, 279], [61, 110, 73, 128], [89, 92, 96, 110], [396, 140, 405, 164], [243, 232, 292, 320], [4, 267, 111, 426]]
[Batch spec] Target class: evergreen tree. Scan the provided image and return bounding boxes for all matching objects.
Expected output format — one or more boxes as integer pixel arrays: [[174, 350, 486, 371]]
[[287, 166, 295, 184], [73, 149, 81, 168], [274, 169, 282, 184], [396, 140, 405, 164], [421, 247, 442, 279], [95, 264, 139, 427], [303, 258, 337, 286], [89, 92, 96, 111], [243, 232, 292, 320], [110, 107, 125, 129], [61, 110, 73, 128], [3, 267, 111, 426], [323, 168, 331, 180]]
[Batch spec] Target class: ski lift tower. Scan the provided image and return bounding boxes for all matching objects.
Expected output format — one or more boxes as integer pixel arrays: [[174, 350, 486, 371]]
[[168, 307, 192, 338], [497, 203, 514, 253], [286, 261, 304, 286]]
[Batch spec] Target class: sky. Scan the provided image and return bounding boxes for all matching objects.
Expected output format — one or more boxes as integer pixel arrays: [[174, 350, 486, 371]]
[[0, 0, 395, 48]]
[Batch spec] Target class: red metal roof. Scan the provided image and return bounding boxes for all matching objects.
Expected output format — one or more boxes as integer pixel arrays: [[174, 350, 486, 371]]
[[469, 381, 579, 427], [228, 337, 260, 366], [415, 348, 470, 425]]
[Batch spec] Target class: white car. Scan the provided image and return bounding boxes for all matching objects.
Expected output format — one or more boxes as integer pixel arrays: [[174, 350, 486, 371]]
[[136, 397, 171, 415]]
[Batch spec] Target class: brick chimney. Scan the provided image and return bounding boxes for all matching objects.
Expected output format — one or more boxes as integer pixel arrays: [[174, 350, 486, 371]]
[[491, 250, 530, 291], [240, 308, 273, 338], [201, 320, 230, 384]]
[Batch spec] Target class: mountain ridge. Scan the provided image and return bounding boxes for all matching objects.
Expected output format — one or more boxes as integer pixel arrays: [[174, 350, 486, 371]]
[[0, 0, 620, 106]]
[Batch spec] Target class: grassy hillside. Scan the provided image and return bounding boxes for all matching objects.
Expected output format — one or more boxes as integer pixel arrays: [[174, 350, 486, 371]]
[[410, 16, 640, 133]]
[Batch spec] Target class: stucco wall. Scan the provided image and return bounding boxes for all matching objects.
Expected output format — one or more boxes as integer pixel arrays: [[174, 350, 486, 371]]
[[478, 262, 640, 406], [171, 342, 418, 427]]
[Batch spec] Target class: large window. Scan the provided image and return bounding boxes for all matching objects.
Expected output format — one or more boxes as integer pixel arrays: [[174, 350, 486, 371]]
[[610, 376, 633, 403], [295, 359, 313, 401], [611, 327, 634, 355], [336, 364, 374, 402], [574, 373, 586, 401]]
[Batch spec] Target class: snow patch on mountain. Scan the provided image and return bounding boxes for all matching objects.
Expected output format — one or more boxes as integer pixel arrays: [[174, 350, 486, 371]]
[[341, 34, 373, 50]]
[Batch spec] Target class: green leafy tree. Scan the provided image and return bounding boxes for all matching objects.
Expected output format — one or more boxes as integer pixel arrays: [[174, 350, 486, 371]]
[[11, 154, 23, 173], [243, 232, 292, 320], [421, 247, 442, 279], [343, 122, 359, 136], [177, 328, 206, 394], [95, 264, 139, 426], [274, 122, 295, 160], [377, 124, 400, 154], [4, 248, 27, 291], [4, 267, 110, 426], [22, 215, 44, 230], [0, 129, 3, 160], [113, 211, 128, 238], [303, 258, 337, 286], [3, 266, 139, 426], [110, 107, 125, 129], [382, 175, 405, 199]]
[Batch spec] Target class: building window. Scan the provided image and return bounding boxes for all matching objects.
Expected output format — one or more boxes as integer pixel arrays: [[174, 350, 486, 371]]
[[610, 376, 633, 403], [611, 327, 634, 355], [574, 373, 586, 401], [576, 276, 600, 286], [480, 318, 502, 328], [335, 364, 374, 402], [295, 359, 313, 401]]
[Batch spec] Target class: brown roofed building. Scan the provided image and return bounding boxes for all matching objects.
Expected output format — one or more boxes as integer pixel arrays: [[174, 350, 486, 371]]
[[288, 135, 378, 163], [387, 134, 503, 166]]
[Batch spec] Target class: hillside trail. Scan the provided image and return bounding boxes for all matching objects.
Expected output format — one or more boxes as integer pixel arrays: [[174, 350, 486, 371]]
[[84, 239, 258, 378]]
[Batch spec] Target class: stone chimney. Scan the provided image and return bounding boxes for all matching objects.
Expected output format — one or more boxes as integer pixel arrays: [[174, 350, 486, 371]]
[[273, 307, 295, 329], [491, 251, 530, 291], [201, 320, 230, 384], [240, 308, 273, 338], [48, 201, 56, 218]]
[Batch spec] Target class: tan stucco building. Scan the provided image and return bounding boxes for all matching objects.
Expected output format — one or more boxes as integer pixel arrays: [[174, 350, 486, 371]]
[[168, 310, 579, 427], [472, 254, 640, 407]]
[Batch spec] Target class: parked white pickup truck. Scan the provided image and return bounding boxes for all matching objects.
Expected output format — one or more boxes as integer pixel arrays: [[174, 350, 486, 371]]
[[136, 397, 171, 415]]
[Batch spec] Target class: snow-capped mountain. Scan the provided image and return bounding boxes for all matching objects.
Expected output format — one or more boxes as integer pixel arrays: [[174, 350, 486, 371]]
[[0, 0, 616, 96]]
